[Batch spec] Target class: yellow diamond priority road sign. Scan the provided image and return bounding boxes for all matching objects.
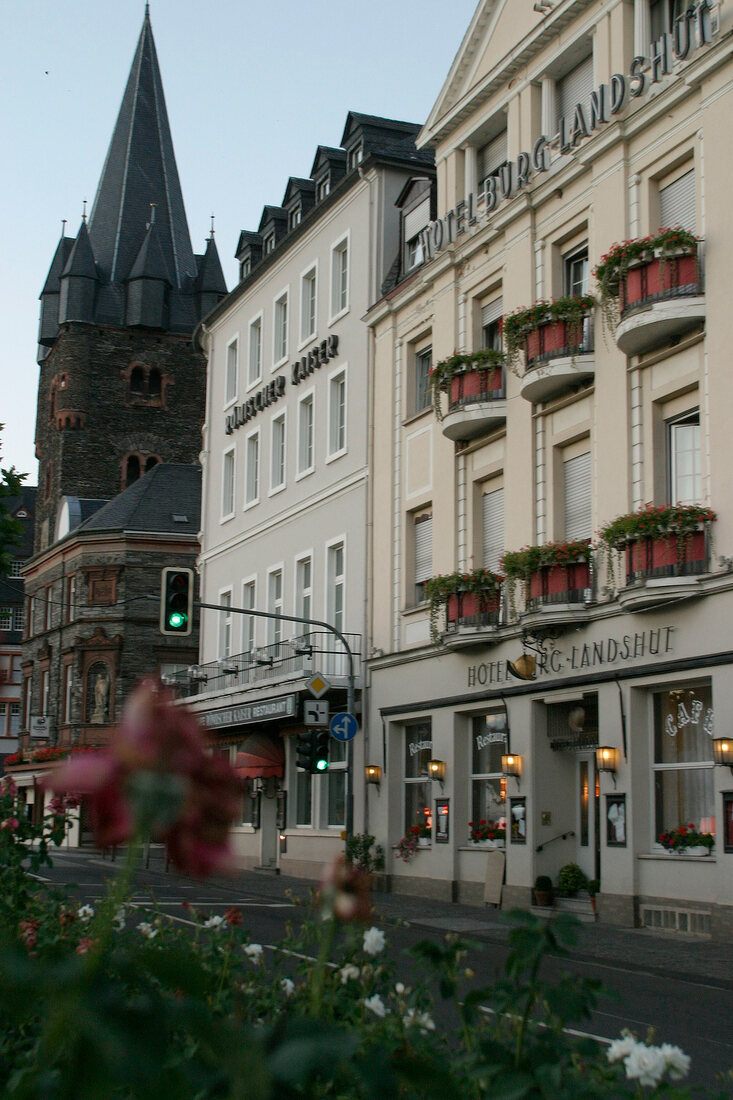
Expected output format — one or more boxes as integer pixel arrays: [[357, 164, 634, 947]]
[[306, 673, 330, 699]]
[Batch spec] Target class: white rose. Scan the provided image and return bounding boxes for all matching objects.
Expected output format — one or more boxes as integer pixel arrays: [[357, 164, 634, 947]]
[[77, 904, 95, 922], [606, 1034, 638, 1064], [138, 922, 158, 940], [364, 994, 387, 1018], [405, 1008, 435, 1032], [339, 964, 360, 984], [660, 1043, 691, 1081], [203, 915, 224, 930], [624, 1043, 666, 1087], [362, 926, 386, 956], [280, 978, 295, 997], [244, 942, 264, 963]]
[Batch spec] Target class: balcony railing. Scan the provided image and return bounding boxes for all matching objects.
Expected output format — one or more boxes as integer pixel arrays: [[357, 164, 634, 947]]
[[166, 631, 362, 699]]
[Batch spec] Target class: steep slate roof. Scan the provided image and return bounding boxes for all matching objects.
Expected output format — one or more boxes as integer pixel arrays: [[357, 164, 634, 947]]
[[341, 113, 434, 167], [195, 236, 228, 295], [76, 464, 201, 536], [41, 236, 76, 294], [87, 8, 196, 290]]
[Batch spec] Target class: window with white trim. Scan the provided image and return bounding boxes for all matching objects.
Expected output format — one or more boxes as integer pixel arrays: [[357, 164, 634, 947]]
[[413, 345, 432, 415], [563, 445, 592, 541], [288, 206, 301, 231], [218, 590, 232, 659], [327, 542, 345, 635], [327, 369, 346, 458], [482, 483, 504, 572], [40, 669, 49, 716], [403, 189, 431, 273], [10, 560, 24, 578], [301, 266, 317, 343], [330, 236, 349, 318], [248, 316, 263, 387], [242, 579, 256, 656], [9, 703, 20, 736], [267, 568, 283, 650], [263, 232, 275, 255], [44, 586, 52, 631], [65, 574, 76, 622], [222, 448, 235, 519], [316, 176, 330, 202], [296, 555, 313, 627], [470, 712, 508, 835], [271, 412, 286, 492], [481, 297, 503, 352], [412, 511, 432, 605], [653, 683, 715, 845], [659, 167, 696, 234], [225, 338, 238, 405], [245, 430, 260, 507], [347, 142, 363, 171], [274, 293, 288, 365], [668, 410, 700, 505], [12, 607, 23, 632], [0, 608, 10, 631], [563, 244, 589, 297], [297, 392, 315, 476], [404, 720, 432, 835]]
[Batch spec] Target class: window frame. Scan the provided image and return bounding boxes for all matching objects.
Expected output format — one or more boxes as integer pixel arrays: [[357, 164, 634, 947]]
[[247, 312, 264, 389], [403, 719, 433, 836], [296, 389, 316, 480], [326, 365, 347, 461], [241, 577, 257, 657], [270, 410, 287, 496], [651, 682, 715, 850], [272, 289, 289, 369], [329, 232, 350, 323], [244, 427, 260, 510], [266, 565, 284, 650], [225, 336, 239, 407], [295, 553, 314, 629], [470, 711, 508, 839], [667, 408, 701, 506], [299, 263, 318, 347], [218, 588, 233, 659], [221, 446, 236, 521], [411, 509, 433, 607], [563, 243, 589, 297], [413, 344, 432, 416]]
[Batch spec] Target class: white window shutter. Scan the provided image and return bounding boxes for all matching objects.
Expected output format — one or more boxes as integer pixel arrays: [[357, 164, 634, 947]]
[[557, 55, 594, 124], [414, 515, 433, 582], [481, 297, 503, 329], [660, 170, 696, 233], [564, 451, 592, 541], [482, 488, 504, 572], [404, 198, 431, 245], [478, 132, 507, 179]]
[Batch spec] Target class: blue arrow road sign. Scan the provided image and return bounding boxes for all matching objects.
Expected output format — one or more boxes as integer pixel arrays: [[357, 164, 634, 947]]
[[330, 712, 358, 742]]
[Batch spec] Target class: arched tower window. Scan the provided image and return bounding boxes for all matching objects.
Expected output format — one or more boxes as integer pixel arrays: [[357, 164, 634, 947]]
[[130, 366, 145, 394], [148, 368, 162, 398], [145, 455, 159, 473], [124, 454, 141, 488]]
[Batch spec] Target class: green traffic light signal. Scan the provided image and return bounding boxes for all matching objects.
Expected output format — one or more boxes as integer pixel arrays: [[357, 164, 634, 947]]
[[160, 567, 193, 636], [314, 731, 330, 773]]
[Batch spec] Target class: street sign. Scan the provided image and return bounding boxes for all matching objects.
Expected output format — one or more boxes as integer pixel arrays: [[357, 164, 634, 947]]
[[304, 699, 329, 726], [330, 712, 358, 743], [306, 673, 330, 699]]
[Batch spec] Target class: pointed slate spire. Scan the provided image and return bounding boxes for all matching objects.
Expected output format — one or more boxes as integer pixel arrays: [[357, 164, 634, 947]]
[[59, 219, 99, 323], [126, 213, 172, 328], [87, 7, 196, 290], [38, 229, 75, 352]]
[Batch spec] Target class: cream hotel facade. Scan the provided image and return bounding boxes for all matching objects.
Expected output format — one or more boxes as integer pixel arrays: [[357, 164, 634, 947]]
[[365, 0, 733, 939]]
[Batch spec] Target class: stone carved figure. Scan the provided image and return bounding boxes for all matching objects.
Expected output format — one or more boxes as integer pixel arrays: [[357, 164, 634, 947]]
[[90, 666, 110, 724]]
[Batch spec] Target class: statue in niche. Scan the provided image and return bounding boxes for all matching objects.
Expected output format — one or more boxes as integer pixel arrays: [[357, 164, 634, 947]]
[[89, 664, 110, 724]]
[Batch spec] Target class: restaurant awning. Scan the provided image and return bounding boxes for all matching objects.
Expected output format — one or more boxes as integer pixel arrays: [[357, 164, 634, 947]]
[[233, 732, 285, 779]]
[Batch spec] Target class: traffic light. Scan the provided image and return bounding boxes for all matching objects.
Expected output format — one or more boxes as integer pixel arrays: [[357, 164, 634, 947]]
[[314, 730, 330, 773], [296, 731, 315, 772], [160, 567, 193, 636]]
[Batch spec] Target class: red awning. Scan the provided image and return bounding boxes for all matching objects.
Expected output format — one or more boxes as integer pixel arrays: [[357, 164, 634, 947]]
[[234, 733, 285, 779]]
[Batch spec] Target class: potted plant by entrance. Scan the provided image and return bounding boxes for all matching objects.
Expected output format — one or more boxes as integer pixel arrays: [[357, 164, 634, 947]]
[[599, 503, 716, 587], [427, 349, 506, 420], [502, 294, 596, 375], [424, 567, 504, 642], [534, 874, 553, 907], [501, 540, 591, 618], [557, 862, 588, 897], [593, 226, 700, 330]]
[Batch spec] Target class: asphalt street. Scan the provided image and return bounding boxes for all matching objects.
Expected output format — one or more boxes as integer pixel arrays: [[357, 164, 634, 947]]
[[31, 846, 733, 1092]]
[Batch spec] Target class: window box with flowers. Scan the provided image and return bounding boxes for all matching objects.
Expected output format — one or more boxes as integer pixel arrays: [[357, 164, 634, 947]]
[[500, 540, 592, 618], [394, 822, 431, 862], [599, 504, 715, 589], [468, 820, 506, 849], [424, 568, 503, 643], [426, 350, 506, 440], [659, 823, 715, 856], [503, 294, 596, 371]]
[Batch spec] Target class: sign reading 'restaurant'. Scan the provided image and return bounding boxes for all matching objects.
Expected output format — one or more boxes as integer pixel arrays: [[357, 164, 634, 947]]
[[421, 1, 717, 261]]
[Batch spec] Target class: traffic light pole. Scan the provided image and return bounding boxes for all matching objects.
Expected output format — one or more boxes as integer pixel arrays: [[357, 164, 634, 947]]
[[194, 600, 356, 841]]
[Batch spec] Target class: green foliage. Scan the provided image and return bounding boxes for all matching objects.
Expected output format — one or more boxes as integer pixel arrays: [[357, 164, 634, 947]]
[[534, 874, 553, 893], [501, 294, 596, 374], [593, 227, 699, 330], [424, 567, 504, 643], [0, 425, 26, 577], [426, 349, 506, 419], [557, 863, 588, 897], [345, 832, 385, 874]]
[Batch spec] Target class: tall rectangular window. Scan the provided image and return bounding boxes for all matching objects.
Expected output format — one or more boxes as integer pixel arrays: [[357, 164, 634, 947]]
[[481, 297, 503, 352], [218, 591, 232, 659], [557, 55, 593, 129], [414, 346, 432, 415], [66, 575, 76, 623], [328, 369, 346, 457], [222, 448, 235, 518], [40, 670, 49, 716], [668, 411, 701, 505], [44, 587, 52, 631], [327, 542, 345, 635], [482, 484, 505, 572], [63, 663, 73, 724], [9, 703, 20, 736], [563, 245, 589, 296], [413, 512, 432, 605], [301, 267, 317, 342], [404, 720, 432, 834], [245, 431, 260, 507], [12, 607, 23, 632], [242, 579, 256, 659], [471, 712, 508, 835], [296, 555, 313, 629], [326, 738, 347, 827], [477, 130, 508, 195], [267, 569, 283, 649], [226, 338, 238, 404], [298, 393, 315, 476], [331, 237, 349, 317], [563, 449, 592, 541], [653, 683, 714, 844], [271, 412, 286, 492], [274, 293, 288, 364], [0, 608, 10, 631], [659, 167, 696, 233], [248, 316, 262, 386]]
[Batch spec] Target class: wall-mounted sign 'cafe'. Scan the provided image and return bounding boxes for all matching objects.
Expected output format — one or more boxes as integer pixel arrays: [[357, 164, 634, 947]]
[[420, 1, 718, 262]]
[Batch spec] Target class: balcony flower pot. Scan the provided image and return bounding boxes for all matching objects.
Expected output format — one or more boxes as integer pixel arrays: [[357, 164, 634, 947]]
[[425, 568, 503, 643], [427, 349, 505, 420], [502, 294, 596, 375], [593, 227, 699, 331], [501, 540, 591, 618], [599, 503, 715, 588], [658, 824, 715, 855]]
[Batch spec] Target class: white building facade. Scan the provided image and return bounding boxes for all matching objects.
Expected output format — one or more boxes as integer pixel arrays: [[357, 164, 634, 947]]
[[365, 0, 733, 938], [191, 115, 433, 876]]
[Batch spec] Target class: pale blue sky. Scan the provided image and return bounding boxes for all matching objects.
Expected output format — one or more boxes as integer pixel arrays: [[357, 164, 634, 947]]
[[0, 0, 477, 479]]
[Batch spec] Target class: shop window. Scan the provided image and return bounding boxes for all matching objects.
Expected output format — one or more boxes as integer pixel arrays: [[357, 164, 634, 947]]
[[226, 339, 238, 405], [412, 511, 433, 606], [667, 410, 700, 505], [413, 345, 432, 416], [470, 712, 508, 834], [481, 482, 504, 573], [404, 720, 432, 835], [653, 683, 715, 846]]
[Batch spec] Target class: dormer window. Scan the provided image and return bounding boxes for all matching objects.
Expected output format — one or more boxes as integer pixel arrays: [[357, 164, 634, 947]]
[[316, 176, 330, 202], [289, 206, 302, 230], [407, 236, 424, 270], [240, 258, 251, 281], [263, 233, 276, 255], [347, 142, 363, 171]]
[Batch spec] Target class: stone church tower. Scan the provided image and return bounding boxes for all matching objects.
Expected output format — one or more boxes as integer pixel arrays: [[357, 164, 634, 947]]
[[34, 6, 226, 551]]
